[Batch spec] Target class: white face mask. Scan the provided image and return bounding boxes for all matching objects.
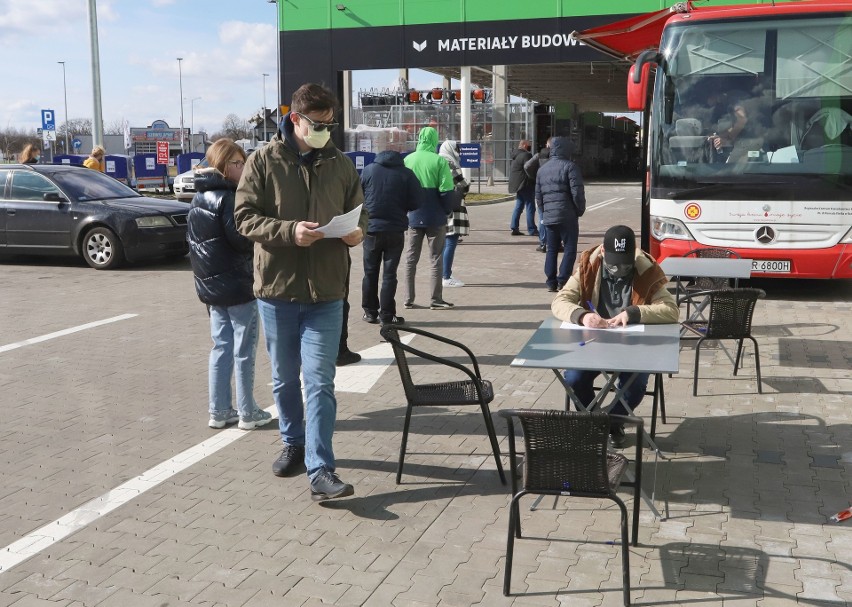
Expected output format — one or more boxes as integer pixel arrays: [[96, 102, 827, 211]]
[[302, 124, 331, 149]]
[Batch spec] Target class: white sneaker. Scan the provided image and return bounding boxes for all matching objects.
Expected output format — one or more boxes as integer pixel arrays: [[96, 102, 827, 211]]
[[442, 277, 465, 287]]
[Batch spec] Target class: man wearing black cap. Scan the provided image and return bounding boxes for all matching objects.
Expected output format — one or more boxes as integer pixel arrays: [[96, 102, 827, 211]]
[[551, 225, 678, 445]]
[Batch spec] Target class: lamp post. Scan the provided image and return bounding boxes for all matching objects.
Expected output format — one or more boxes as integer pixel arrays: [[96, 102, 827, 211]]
[[177, 57, 185, 153], [262, 73, 269, 143], [268, 0, 280, 125], [87, 0, 104, 147], [58, 61, 70, 154], [188, 97, 201, 150]]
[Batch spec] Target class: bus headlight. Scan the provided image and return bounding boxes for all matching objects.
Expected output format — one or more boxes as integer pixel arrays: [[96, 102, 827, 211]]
[[651, 216, 692, 241]]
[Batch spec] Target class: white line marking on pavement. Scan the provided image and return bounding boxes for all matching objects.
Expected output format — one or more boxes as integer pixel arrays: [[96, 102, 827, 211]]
[[0, 406, 278, 573], [334, 335, 414, 393], [268, 334, 415, 393], [586, 197, 624, 212], [0, 314, 138, 354], [0, 333, 414, 572]]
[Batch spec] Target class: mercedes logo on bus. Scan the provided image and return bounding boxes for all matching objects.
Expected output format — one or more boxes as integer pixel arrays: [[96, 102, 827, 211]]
[[755, 226, 776, 244]]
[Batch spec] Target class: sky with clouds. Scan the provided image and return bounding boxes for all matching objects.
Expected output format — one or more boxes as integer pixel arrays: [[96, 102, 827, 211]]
[[0, 0, 440, 135]]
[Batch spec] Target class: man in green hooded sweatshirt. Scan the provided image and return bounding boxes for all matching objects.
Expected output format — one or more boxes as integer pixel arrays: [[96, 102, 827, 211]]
[[402, 127, 458, 310]]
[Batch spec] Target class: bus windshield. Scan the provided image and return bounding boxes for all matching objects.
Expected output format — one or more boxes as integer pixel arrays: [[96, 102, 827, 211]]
[[651, 15, 852, 201]]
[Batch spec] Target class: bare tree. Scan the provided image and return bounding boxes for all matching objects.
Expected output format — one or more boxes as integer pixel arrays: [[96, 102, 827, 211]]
[[58, 118, 93, 140], [105, 119, 128, 135], [214, 113, 251, 141], [0, 127, 39, 162]]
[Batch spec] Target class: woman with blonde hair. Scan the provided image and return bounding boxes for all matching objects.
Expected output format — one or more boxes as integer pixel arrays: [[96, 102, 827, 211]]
[[83, 145, 105, 171], [20, 143, 40, 164], [187, 139, 271, 431]]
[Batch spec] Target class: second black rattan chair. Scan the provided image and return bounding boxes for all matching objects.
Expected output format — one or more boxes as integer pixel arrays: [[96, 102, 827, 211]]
[[380, 325, 506, 485], [680, 288, 765, 396], [499, 409, 643, 605], [678, 247, 743, 318]]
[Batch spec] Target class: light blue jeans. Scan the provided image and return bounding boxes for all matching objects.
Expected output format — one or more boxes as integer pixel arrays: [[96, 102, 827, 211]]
[[208, 300, 259, 417], [257, 298, 343, 478]]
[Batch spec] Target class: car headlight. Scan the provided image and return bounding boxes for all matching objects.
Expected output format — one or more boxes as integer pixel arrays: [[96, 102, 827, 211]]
[[651, 216, 692, 241], [135, 216, 172, 228]]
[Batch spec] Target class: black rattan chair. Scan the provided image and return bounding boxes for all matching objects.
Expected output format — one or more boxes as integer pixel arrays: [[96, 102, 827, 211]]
[[499, 409, 643, 605], [678, 247, 743, 318], [380, 325, 506, 485], [680, 288, 765, 396]]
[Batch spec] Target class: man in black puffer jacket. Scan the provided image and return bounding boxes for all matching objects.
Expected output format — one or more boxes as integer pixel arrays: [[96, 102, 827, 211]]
[[535, 136, 586, 292], [360, 150, 423, 326]]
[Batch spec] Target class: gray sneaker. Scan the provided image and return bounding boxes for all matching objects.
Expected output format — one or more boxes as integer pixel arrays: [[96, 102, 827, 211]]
[[430, 300, 454, 310], [209, 409, 239, 429], [310, 469, 354, 501], [239, 408, 273, 430]]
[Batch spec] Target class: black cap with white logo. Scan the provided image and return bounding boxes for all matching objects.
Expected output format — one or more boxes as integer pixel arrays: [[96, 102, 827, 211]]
[[603, 225, 636, 265]]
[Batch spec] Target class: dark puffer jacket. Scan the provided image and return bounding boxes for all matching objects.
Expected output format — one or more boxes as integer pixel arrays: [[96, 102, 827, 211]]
[[534, 136, 586, 226], [360, 150, 423, 233], [188, 169, 255, 307]]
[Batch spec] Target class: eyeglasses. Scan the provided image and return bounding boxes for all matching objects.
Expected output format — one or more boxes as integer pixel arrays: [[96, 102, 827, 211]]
[[296, 112, 338, 132], [227, 160, 245, 168]]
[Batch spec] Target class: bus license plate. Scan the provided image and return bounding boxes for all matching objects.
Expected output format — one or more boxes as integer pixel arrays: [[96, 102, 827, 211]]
[[752, 260, 791, 273]]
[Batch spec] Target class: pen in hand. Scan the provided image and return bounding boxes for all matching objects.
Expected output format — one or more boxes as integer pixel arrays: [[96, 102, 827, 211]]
[[586, 300, 597, 314], [579, 338, 597, 346]]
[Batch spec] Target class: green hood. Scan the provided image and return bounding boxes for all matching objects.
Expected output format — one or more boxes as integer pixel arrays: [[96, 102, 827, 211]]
[[415, 127, 439, 152]]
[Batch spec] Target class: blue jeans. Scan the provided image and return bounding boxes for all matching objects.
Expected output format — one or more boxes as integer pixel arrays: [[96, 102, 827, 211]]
[[538, 222, 547, 247], [257, 298, 343, 478], [208, 301, 259, 417], [442, 233, 459, 279], [544, 219, 579, 288], [563, 369, 650, 416], [510, 190, 536, 234], [362, 231, 405, 321]]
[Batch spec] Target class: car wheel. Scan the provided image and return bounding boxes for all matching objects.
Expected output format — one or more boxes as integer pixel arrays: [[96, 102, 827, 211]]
[[83, 227, 125, 270]]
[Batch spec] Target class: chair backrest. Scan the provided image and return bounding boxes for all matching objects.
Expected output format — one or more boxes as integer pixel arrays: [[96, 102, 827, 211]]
[[381, 326, 419, 403], [684, 248, 743, 290], [511, 410, 614, 496], [705, 288, 765, 340]]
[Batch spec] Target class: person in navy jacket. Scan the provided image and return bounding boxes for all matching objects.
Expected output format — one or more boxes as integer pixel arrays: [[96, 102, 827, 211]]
[[359, 150, 423, 325]]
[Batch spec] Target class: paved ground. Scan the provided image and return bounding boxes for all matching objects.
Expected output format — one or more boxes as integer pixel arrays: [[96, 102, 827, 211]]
[[0, 182, 850, 606]]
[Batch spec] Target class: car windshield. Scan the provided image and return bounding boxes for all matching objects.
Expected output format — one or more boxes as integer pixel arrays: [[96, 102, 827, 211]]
[[48, 168, 142, 202]]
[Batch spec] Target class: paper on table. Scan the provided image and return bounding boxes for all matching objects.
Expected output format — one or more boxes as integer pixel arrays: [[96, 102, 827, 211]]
[[315, 204, 363, 238], [559, 321, 645, 332]]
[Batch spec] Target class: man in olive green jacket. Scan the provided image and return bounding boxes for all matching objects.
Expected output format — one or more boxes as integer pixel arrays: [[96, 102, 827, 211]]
[[235, 83, 367, 501]]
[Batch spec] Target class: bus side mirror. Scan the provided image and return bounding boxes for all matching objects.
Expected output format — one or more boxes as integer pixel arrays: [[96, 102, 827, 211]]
[[627, 50, 661, 111], [627, 64, 651, 110]]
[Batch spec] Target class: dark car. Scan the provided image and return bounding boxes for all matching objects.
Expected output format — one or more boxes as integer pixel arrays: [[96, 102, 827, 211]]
[[0, 164, 189, 270]]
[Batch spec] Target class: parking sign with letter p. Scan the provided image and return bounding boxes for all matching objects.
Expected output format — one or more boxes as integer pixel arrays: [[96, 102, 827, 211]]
[[41, 110, 56, 131]]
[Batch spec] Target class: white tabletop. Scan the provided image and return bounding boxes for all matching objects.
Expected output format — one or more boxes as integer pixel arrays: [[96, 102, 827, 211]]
[[661, 256, 753, 279], [511, 317, 681, 375]]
